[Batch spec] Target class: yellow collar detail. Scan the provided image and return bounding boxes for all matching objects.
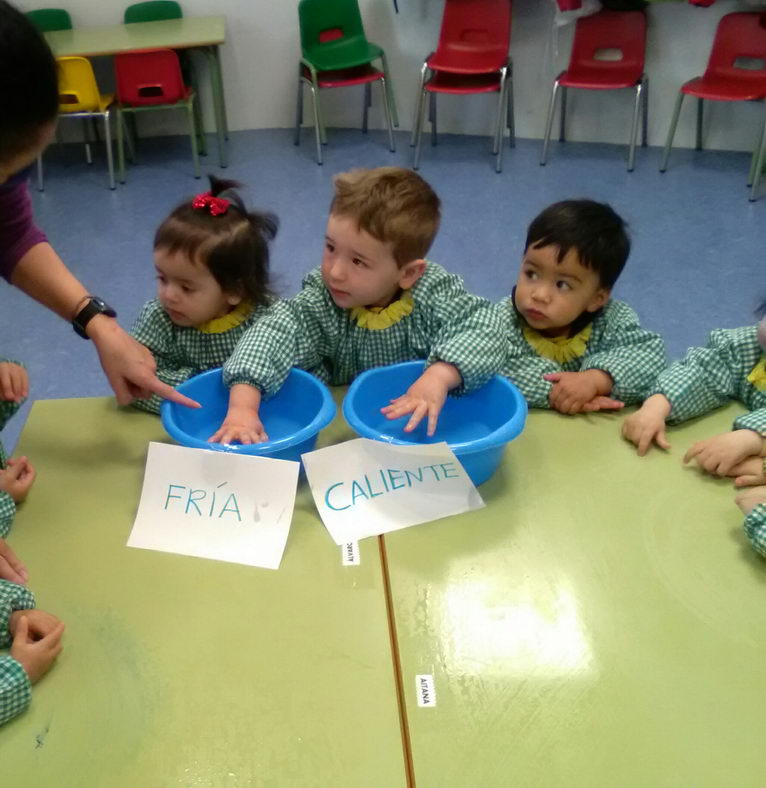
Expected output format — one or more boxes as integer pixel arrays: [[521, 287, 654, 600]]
[[747, 357, 766, 391], [350, 290, 414, 330], [523, 323, 593, 363], [196, 301, 253, 334]]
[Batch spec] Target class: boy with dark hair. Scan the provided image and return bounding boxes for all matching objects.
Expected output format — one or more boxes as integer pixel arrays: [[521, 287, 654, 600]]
[[500, 199, 665, 414]]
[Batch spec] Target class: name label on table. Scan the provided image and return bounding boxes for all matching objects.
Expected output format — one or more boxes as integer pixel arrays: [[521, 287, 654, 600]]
[[302, 439, 484, 545], [416, 674, 437, 708], [341, 541, 360, 566], [128, 442, 299, 570]]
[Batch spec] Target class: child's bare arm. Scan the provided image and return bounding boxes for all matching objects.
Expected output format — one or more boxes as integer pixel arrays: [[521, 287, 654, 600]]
[[209, 383, 268, 444]]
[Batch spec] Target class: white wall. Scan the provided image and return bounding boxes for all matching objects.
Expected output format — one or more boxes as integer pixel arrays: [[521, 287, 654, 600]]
[[20, 0, 766, 152]]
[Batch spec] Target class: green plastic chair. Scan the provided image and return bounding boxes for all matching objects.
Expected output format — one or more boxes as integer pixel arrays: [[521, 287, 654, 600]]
[[296, 0, 399, 162], [123, 1, 181, 23], [25, 8, 72, 32]]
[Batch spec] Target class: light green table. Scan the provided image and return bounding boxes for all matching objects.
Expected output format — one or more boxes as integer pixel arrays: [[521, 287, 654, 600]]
[[45, 16, 229, 168], [2, 397, 406, 787], [382, 405, 766, 787]]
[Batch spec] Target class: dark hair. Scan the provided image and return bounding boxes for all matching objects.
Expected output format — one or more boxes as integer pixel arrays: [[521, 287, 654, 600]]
[[525, 200, 630, 289], [154, 176, 278, 308], [0, 1, 59, 164]]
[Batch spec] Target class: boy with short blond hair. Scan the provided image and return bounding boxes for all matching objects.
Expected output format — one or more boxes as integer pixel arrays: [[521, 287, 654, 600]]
[[213, 166, 504, 443]]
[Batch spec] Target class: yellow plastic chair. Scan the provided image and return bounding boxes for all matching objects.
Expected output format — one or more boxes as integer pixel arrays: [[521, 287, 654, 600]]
[[38, 56, 123, 190]]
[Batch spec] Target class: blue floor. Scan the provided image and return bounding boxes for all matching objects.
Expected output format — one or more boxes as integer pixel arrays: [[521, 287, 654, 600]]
[[1, 125, 765, 451]]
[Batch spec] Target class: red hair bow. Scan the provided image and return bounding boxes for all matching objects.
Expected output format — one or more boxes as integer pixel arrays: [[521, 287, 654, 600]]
[[192, 192, 230, 216]]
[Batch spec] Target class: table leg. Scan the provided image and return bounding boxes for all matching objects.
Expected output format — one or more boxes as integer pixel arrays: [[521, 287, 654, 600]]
[[203, 45, 228, 168]]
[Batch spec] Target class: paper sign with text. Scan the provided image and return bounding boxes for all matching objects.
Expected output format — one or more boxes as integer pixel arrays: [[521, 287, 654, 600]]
[[128, 442, 300, 570], [302, 438, 484, 545]]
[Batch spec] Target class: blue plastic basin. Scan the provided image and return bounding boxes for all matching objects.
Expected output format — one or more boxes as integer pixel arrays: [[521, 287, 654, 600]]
[[342, 361, 527, 486], [161, 367, 336, 463]]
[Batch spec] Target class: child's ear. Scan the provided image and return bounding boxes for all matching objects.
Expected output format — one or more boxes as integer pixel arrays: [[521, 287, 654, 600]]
[[586, 287, 610, 313], [226, 290, 244, 307], [398, 259, 427, 290]]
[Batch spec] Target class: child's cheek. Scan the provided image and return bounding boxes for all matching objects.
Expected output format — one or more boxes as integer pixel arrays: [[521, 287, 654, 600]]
[[758, 318, 766, 352]]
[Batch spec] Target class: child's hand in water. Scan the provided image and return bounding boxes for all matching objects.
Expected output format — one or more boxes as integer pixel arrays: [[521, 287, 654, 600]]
[[621, 394, 672, 455], [381, 362, 461, 437], [208, 383, 269, 444], [0, 362, 28, 403], [544, 370, 614, 415], [735, 484, 766, 517], [0, 456, 36, 503], [683, 429, 763, 477]]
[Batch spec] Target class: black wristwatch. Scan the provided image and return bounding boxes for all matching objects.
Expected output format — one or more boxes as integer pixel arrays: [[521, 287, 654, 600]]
[[72, 296, 117, 339]]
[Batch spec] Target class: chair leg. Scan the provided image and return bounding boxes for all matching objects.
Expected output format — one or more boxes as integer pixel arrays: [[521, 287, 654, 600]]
[[116, 109, 126, 184], [311, 75, 327, 145], [294, 74, 304, 146], [696, 97, 704, 151], [627, 81, 642, 172], [411, 62, 429, 147], [559, 86, 568, 142], [413, 86, 428, 170], [380, 52, 399, 127], [540, 80, 560, 166], [36, 155, 44, 192], [660, 91, 685, 172], [103, 111, 115, 190], [362, 82, 371, 134], [308, 83, 323, 165], [430, 93, 437, 147], [188, 63, 207, 157], [641, 75, 649, 147], [187, 100, 201, 179], [495, 67, 509, 173], [123, 114, 136, 163], [380, 77, 395, 153], [749, 110, 766, 201], [507, 62, 515, 148], [82, 118, 93, 165], [748, 114, 765, 187]]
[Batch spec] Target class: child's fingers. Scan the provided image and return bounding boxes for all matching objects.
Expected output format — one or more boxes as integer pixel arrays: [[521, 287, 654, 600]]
[[426, 404, 439, 437], [735, 474, 763, 488], [12, 616, 29, 646], [383, 399, 414, 420], [0, 366, 13, 400], [41, 621, 65, 650], [683, 443, 703, 465], [543, 373, 562, 383], [637, 429, 655, 456], [403, 404, 427, 433], [655, 430, 671, 451]]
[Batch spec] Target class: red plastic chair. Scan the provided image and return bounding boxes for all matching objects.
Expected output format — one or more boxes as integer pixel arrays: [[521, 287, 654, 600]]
[[660, 12, 766, 201], [411, 0, 514, 173], [114, 48, 201, 182], [540, 9, 647, 171]]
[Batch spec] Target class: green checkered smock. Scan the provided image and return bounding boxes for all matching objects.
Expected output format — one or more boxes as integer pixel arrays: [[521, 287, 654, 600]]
[[743, 504, 766, 558], [0, 359, 23, 537], [130, 299, 272, 414], [224, 264, 505, 397], [651, 326, 766, 432], [0, 579, 35, 726], [498, 299, 667, 409]]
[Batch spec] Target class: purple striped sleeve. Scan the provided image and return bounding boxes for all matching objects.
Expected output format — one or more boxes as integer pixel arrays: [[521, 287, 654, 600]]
[[0, 169, 47, 282]]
